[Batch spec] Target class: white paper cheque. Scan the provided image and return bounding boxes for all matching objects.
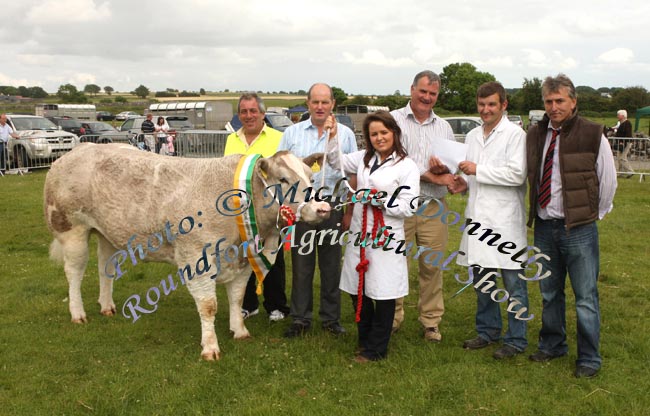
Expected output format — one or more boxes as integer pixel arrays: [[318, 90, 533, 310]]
[[433, 140, 468, 174]]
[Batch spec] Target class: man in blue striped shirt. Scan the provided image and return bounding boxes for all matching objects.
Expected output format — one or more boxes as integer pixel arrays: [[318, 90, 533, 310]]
[[278, 83, 358, 338]]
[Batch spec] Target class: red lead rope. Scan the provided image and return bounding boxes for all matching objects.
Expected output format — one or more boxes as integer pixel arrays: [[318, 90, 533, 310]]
[[279, 205, 296, 251], [354, 189, 389, 323]]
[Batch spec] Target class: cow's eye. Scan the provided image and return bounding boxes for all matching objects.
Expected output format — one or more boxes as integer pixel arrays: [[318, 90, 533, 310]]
[[279, 177, 289, 184]]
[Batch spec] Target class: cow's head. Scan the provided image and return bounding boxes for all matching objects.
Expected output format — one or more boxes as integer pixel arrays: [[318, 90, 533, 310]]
[[257, 151, 330, 224]]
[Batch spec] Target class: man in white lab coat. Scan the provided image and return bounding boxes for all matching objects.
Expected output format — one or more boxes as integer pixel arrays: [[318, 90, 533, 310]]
[[457, 81, 529, 359]]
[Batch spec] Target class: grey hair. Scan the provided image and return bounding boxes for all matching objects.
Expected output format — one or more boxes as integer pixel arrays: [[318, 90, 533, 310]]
[[238, 92, 266, 113], [541, 74, 577, 100], [617, 109, 627, 119], [412, 70, 441, 87]]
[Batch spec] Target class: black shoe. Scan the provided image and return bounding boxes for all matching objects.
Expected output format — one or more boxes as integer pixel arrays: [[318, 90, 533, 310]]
[[575, 366, 599, 378], [284, 322, 310, 338], [463, 336, 493, 350], [493, 344, 522, 359], [529, 350, 566, 362], [322, 321, 346, 335]]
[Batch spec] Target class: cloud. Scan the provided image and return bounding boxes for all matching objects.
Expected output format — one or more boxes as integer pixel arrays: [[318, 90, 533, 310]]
[[27, 0, 111, 23], [522, 50, 578, 70], [342, 50, 415, 68], [597, 48, 635, 64]]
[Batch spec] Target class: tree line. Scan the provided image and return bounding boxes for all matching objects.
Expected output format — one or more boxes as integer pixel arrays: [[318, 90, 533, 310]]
[[3, 63, 649, 115]]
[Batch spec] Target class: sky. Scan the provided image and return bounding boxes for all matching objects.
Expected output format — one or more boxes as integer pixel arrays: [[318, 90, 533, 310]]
[[1, 0, 649, 96]]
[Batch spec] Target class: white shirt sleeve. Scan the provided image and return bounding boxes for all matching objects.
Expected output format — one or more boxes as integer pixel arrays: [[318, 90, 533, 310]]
[[596, 134, 618, 219]]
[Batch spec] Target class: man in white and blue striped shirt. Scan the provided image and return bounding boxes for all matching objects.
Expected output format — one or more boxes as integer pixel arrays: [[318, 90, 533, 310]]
[[391, 70, 464, 342], [278, 83, 357, 338]]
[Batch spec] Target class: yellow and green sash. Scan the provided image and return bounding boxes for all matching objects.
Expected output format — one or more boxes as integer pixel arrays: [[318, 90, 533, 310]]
[[233, 154, 272, 294]]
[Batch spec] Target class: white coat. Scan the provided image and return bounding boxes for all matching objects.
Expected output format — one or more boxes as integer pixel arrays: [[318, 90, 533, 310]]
[[327, 141, 420, 300], [456, 117, 527, 270]]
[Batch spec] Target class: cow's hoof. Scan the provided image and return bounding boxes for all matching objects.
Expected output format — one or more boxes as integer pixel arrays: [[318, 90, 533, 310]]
[[71, 316, 88, 324], [201, 350, 221, 361], [100, 305, 116, 316], [232, 329, 251, 340]]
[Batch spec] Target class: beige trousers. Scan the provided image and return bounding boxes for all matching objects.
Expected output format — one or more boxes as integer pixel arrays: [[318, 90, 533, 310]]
[[393, 198, 449, 329]]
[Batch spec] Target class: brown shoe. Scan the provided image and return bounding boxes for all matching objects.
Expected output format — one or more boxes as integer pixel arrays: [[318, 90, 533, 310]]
[[424, 327, 442, 342], [354, 354, 371, 363]]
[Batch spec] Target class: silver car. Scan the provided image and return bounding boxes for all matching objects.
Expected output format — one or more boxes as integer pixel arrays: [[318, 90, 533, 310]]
[[443, 117, 482, 143]]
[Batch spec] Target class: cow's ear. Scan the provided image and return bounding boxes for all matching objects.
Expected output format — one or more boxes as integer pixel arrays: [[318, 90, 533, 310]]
[[258, 157, 271, 177], [302, 153, 324, 170]]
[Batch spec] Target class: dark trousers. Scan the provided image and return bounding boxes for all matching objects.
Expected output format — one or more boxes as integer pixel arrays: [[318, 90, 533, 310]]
[[289, 208, 343, 325], [0, 142, 6, 170], [351, 295, 395, 360], [242, 250, 289, 314]]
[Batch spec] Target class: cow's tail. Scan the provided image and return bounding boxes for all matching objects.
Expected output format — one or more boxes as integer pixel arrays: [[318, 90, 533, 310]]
[[49, 239, 64, 264]]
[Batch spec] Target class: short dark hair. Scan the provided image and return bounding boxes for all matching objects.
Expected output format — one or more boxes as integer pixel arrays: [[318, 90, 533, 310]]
[[238, 92, 266, 113], [542, 74, 577, 100], [477, 81, 506, 104], [412, 70, 441, 88], [362, 111, 407, 167]]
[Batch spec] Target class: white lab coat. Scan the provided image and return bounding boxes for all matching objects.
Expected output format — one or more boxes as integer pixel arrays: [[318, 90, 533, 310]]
[[456, 117, 528, 270], [327, 141, 420, 299]]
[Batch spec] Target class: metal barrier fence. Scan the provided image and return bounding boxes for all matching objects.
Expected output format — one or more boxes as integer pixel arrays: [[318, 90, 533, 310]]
[[1, 135, 77, 175], [175, 130, 230, 158], [608, 137, 650, 181]]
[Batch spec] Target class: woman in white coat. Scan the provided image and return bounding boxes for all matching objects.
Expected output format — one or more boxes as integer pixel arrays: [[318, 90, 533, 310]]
[[325, 111, 420, 362]]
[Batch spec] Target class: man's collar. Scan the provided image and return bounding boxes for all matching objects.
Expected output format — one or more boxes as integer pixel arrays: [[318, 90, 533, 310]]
[[405, 101, 436, 123]]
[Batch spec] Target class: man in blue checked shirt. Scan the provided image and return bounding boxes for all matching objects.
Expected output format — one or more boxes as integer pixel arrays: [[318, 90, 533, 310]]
[[278, 83, 357, 338]]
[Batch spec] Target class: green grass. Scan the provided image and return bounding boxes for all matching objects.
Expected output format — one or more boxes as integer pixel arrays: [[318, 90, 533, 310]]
[[1, 170, 649, 415]]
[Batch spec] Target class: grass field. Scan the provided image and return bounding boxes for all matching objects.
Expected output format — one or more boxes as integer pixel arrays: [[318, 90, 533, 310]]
[[1, 169, 649, 415]]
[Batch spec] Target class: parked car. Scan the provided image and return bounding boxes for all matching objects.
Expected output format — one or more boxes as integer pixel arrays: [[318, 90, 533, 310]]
[[443, 117, 482, 143], [81, 121, 117, 134], [119, 116, 194, 138], [79, 122, 127, 143], [5, 115, 78, 167], [528, 110, 545, 129], [96, 111, 115, 121], [47, 116, 86, 136], [507, 115, 524, 128], [115, 111, 139, 121]]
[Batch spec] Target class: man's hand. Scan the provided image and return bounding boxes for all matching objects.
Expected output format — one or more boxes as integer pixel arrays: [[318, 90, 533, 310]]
[[429, 156, 449, 175], [447, 175, 468, 194], [323, 114, 337, 139], [341, 207, 353, 231], [458, 161, 477, 176]]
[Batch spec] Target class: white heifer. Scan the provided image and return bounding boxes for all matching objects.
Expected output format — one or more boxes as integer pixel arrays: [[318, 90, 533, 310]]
[[44, 143, 329, 360]]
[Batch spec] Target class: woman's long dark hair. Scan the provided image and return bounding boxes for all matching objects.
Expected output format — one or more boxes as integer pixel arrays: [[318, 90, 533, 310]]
[[362, 110, 407, 167]]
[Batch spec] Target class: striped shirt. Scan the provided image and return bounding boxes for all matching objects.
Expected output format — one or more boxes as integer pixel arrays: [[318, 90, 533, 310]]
[[278, 119, 357, 192], [391, 103, 455, 198]]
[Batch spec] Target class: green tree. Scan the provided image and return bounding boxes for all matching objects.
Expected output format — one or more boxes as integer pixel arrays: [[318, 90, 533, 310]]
[[114, 96, 127, 103], [613, 87, 650, 113], [199, 88, 206, 95], [57, 83, 87, 103], [17, 86, 30, 97], [133, 85, 150, 99], [104, 86, 114, 95], [439, 63, 496, 113], [374, 94, 409, 110], [512, 77, 543, 114], [346, 95, 371, 105], [84, 84, 101, 96], [331, 86, 347, 106], [28, 86, 49, 98]]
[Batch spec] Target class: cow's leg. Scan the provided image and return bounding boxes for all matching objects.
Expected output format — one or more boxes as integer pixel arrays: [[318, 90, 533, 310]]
[[225, 274, 250, 339], [59, 226, 91, 323], [186, 278, 221, 361], [96, 233, 117, 316]]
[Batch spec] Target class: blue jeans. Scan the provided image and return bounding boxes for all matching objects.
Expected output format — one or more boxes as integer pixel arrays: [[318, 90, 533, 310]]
[[534, 218, 601, 370], [472, 267, 529, 351]]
